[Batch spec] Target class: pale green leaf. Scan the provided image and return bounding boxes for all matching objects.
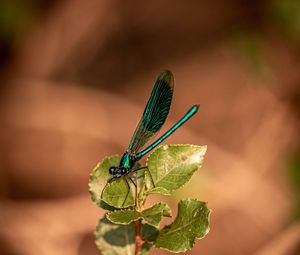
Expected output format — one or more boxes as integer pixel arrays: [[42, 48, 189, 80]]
[[144, 144, 207, 195], [154, 199, 211, 253], [102, 178, 135, 208], [89, 155, 121, 207], [95, 216, 135, 255], [107, 202, 171, 228], [89, 155, 137, 209]]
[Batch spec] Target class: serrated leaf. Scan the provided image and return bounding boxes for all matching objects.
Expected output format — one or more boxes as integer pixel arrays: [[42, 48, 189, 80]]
[[102, 178, 135, 208], [106, 208, 138, 225], [107, 202, 171, 228], [144, 144, 207, 195], [89, 155, 137, 209], [89, 155, 121, 207], [95, 216, 135, 255], [154, 199, 211, 253]]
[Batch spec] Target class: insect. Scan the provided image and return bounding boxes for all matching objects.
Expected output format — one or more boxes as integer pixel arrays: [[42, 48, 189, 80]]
[[103, 70, 199, 205]]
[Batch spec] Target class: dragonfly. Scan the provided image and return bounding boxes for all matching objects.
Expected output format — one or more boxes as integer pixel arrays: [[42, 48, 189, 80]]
[[103, 70, 199, 205]]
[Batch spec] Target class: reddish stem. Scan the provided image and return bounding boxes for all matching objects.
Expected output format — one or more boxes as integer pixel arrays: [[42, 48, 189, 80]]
[[134, 219, 143, 255]]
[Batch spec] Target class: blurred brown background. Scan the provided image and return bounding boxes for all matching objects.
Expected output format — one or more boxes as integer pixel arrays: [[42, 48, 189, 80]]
[[1, 0, 300, 254]]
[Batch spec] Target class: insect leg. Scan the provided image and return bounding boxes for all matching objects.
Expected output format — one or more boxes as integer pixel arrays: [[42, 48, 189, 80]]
[[127, 175, 138, 206], [132, 166, 155, 188], [101, 177, 116, 199], [122, 177, 131, 207], [108, 176, 117, 183]]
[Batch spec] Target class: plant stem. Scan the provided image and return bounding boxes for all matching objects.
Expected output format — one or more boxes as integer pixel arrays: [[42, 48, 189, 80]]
[[134, 219, 143, 255], [134, 173, 145, 255]]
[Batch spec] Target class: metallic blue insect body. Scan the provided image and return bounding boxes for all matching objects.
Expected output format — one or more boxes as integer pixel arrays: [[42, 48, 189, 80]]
[[105, 70, 199, 203]]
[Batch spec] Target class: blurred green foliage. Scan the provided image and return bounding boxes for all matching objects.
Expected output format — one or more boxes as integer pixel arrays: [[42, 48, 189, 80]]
[[0, 0, 35, 40], [268, 0, 300, 46], [232, 32, 265, 77]]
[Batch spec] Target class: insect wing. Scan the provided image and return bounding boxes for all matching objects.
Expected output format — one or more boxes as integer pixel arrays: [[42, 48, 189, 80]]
[[128, 70, 174, 153]]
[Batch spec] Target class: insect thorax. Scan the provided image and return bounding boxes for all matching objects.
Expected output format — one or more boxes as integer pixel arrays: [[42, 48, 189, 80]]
[[119, 152, 136, 170]]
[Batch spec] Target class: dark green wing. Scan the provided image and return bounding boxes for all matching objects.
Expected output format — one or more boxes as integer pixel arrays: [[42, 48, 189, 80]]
[[128, 70, 174, 153]]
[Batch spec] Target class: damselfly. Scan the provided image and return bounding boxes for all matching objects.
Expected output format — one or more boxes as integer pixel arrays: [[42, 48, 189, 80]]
[[103, 70, 199, 205]]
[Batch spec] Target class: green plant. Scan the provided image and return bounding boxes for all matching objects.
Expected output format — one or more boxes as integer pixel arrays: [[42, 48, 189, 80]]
[[89, 144, 210, 255]]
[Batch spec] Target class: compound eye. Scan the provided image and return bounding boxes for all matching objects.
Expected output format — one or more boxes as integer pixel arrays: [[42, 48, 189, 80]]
[[121, 168, 127, 174], [109, 166, 116, 175]]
